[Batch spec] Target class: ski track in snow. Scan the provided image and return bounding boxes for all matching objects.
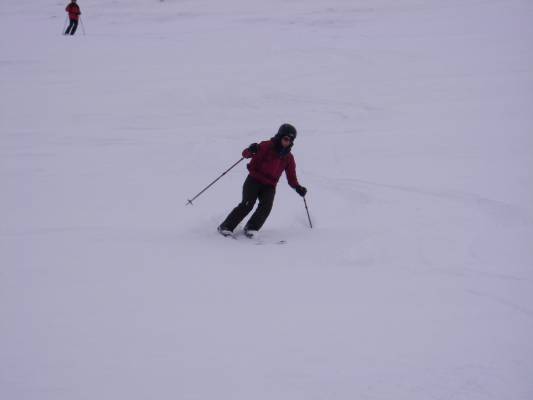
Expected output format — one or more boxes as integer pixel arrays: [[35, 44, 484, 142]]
[[466, 290, 533, 321], [326, 175, 533, 226]]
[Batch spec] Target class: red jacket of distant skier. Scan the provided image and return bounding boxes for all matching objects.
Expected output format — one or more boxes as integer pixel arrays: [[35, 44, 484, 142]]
[[66, 3, 81, 21], [242, 139, 300, 188]]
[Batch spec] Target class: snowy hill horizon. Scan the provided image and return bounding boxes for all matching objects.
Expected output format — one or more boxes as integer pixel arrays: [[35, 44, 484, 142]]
[[1, 1, 533, 399]]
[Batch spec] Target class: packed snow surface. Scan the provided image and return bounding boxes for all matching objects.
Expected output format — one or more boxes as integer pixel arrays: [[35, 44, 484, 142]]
[[1, 0, 533, 399]]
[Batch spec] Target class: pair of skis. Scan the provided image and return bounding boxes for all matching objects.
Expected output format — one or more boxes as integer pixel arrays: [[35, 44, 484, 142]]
[[218, 228, 286, 245]]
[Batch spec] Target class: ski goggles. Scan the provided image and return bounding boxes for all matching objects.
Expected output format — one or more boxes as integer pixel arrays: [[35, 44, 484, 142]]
[[282, 135, 294, 142]]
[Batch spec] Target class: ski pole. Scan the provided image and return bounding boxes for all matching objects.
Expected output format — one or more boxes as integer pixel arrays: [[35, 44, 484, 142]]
[[186, 157, 245, 205], [79, 17, 86, 35], [303, 197, 313, 228], [61, 15, 68, 35]]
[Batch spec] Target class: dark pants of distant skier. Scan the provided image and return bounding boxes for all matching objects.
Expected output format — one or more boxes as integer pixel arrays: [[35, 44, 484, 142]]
[[65, 19, 78, 35], [220, 176, 275, 232]]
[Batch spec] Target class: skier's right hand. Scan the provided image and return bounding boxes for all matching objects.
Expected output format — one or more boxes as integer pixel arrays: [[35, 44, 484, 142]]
[[248, 143, 259, 154]]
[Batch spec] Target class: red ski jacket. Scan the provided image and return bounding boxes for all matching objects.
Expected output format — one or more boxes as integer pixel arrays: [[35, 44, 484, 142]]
[[242, 139, 300, 188], [66, 3, 81, 21]]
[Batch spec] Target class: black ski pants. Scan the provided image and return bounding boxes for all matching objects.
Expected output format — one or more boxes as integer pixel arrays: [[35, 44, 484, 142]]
[[65, 19, 78, 35], [220, 175, 275, 232]]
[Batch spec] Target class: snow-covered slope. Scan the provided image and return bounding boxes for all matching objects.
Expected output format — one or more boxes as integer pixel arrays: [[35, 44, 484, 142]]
[[1, 1, 533, 399]]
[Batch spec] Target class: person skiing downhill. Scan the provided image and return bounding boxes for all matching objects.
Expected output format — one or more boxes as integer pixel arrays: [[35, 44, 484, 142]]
[[218, 123, 307, 238], [64, 0, 81, 35]]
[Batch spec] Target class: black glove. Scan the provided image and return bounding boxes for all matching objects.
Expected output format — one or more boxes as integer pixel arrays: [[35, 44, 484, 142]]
[[248, 143, 259, 154], [295, 185, 307, 197]]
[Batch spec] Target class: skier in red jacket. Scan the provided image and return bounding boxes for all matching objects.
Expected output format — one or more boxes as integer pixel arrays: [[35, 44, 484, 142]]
[[218, 123, 307, 237], [64, 0, 81, 35]]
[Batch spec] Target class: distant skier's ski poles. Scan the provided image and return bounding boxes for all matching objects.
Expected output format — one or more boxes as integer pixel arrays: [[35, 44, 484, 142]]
[[61, 15, 68, 35], [80, 17, 86, 35], [186, 157, 245, 205], [303, 197, 313, 228]]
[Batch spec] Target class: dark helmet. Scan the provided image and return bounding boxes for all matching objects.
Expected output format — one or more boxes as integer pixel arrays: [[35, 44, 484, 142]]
[[276, 123, 297, 141]]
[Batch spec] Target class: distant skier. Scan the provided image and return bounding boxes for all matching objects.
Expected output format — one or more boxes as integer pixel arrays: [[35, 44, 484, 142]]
[[218, 123, 307, 238], [64, 0, 81, 35]]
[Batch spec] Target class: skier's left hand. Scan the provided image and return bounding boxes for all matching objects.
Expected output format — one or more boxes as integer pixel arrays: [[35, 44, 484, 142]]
[[295, 185, 307, 197]]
